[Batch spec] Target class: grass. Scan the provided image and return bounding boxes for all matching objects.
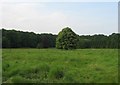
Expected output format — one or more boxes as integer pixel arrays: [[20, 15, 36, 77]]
[[2, 48, 118, 83], [0, 63, 1, 84]]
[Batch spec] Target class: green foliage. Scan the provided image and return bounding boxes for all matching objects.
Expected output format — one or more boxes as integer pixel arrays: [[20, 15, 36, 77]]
[[2, 37, 11, 48], [56, 27, 79, 50], [2, 49, 118, 83], [2, 29, 57, 48], [36, 43, 43, 48], [2, 29, 120, 49]]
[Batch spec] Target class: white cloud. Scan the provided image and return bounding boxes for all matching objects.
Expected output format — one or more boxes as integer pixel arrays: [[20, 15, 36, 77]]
[[2, 3, 69, 34], [2, 2, 118, 35], [0, 2, 2, 28]]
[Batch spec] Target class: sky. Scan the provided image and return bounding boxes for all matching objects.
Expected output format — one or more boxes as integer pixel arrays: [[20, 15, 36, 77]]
[[1, 1, 118, 35]]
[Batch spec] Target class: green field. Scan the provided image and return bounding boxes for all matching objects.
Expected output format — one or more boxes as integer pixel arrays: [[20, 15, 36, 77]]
[[2, 49, 118, 83]]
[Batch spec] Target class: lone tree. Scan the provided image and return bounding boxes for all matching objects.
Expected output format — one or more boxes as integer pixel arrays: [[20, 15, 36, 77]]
[[56, 27, 79, 50]]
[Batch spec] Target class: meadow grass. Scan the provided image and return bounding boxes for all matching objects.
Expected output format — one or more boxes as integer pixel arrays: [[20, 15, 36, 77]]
[[2, 48, 118, 83], [0, 49, 2, 84]]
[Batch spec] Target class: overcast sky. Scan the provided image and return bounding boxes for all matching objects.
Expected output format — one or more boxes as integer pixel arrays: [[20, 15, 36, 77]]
[[2, 1, 118, 35]]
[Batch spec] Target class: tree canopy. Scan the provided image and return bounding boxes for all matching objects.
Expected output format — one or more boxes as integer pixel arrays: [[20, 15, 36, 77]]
[[1, 28, 120, 49], [2, 29, 57, 48], [56, 27, 79, 50]]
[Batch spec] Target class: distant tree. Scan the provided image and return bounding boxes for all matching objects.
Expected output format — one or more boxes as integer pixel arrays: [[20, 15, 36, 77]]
[[91, 34, 108, 48], [108, 33, 119, 48], [56, 27, 79, 50], [2, 28, 120, 49], [36, 43, 43, 49], [2, 29, 57, 48], [2, 37, 10, 48]]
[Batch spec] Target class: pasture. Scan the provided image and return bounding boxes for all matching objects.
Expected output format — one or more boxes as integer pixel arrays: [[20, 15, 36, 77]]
[[2, 49, 118, 83]]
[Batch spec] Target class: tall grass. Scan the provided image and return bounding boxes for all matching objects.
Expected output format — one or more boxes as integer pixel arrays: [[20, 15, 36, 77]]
[[2, 49, 118, 83]]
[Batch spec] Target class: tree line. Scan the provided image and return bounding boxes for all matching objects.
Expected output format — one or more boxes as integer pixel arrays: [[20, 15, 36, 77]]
[[2, 28, 120, 48], [78, 33, 119, 48], [2, 29, 57, 48]]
